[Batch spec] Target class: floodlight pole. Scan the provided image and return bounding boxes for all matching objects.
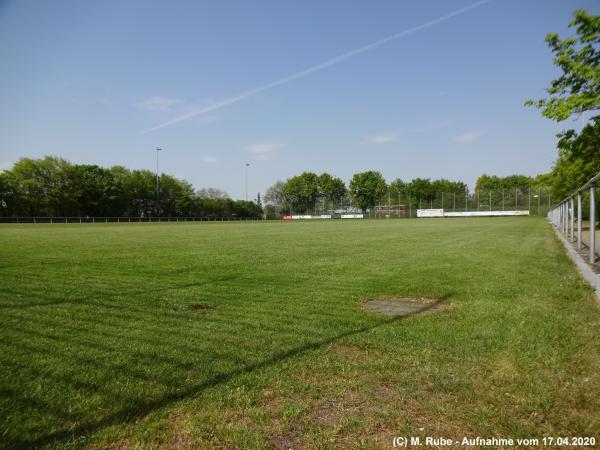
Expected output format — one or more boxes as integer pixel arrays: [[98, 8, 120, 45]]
[[156, 147, 162, 214], [245, 163, 250, 201]]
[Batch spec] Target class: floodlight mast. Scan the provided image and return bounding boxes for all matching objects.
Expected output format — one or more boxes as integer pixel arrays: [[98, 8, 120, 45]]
[[245, 163, 250, 201], [156, 147, 162, 214]]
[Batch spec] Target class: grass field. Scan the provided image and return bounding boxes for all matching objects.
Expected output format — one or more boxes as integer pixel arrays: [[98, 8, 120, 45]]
[[0, 218, 599, 449]]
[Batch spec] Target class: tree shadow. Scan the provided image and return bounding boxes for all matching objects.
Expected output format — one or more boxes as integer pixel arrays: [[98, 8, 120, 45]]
[[9, 295, 451, 449]]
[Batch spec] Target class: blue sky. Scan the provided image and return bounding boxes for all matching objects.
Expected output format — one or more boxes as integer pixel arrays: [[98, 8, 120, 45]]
[[1, 0, 598, 199]]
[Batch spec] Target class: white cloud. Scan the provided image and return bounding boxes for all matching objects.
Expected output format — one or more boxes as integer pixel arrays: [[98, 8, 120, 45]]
[[453, 130, 485, 143], [413, 119, 452, 133], [137, 96, 181, 112], [202, 156, 218, 163], [243, 142, 283, 160], [363, 132, 399, 144]]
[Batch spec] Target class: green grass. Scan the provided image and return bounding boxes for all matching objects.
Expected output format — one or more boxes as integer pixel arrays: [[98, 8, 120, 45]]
[[0, 218, 599, 449]]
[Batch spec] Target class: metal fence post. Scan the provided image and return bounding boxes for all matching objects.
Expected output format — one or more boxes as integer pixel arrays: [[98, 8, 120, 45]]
[[577, 191, 582, 249], [590, 185, 596, 264], [570, 197, 574, 241]]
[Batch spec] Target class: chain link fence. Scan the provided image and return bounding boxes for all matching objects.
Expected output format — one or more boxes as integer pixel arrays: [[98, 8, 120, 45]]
[[301, 188, 552, 218]]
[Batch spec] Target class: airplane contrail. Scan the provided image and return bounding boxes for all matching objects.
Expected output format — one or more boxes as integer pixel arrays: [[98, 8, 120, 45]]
[[141, 0, 491, 134]]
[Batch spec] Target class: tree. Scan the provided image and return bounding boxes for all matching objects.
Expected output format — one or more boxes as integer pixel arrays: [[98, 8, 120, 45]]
[[264, 180, 288, 217], [387, 178, 406, 201], [158, 174, 194, 216], [551, 116, 600, 199], [526, 10, 600, 121], [72, 164, 119, 216], [8, 156, 75, 216], [404, 178, 435, 203], [475, 174, 533, 192], [526, 10, 600, 196], [283, 172, 320, 213], [431, 179, 467, 194], [318, 173, 346, 208], [349, 171, 387, 211]]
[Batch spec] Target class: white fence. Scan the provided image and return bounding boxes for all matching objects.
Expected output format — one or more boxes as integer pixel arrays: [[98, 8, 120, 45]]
[[417, 209, 529, 218]]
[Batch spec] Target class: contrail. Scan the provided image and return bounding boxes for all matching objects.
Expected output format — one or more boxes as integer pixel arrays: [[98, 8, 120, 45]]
[[141, 0, 491, 134]]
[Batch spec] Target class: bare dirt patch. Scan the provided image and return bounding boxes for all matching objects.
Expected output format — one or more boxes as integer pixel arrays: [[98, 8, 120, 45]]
[[187, 303, 214, 313], [363, 298, 446, 317]]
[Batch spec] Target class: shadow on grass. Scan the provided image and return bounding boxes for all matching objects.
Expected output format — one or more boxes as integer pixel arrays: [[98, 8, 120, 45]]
[[8, 296, 451, 449], [0, 276, 239, 310]]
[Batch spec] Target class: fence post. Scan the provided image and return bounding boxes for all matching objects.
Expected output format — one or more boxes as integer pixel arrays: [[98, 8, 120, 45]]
[[590, 185, 596, 264], [570, 197, 574, 241], [577, 191, 582, 249], [559, 203, 563, 231], [564, 202, 567, 236]]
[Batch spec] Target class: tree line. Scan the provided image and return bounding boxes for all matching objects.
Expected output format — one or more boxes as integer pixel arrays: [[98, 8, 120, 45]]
[[0, 156, 549, 218], [0, 156, 262, 218], [526, 10, 600, 201], [263, 170, 550, 217], [264, 171, 467, 216]]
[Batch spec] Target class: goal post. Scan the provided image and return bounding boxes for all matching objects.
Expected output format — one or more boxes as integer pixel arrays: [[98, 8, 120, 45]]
[[374, 204, 407, 218]]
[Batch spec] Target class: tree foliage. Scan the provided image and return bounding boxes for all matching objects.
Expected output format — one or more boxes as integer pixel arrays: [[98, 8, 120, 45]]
[[349, 171, 387, 210], [283, 172, 320, 213], [551, 116, 600, 199], [0, 156, 262, 218], [526, 9, 600, 197], [526, 10, 600, 121], [475, 174, 535, 192]]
